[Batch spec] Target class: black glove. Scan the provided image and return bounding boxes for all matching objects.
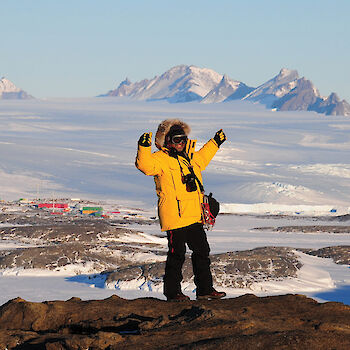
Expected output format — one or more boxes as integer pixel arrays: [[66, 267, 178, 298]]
[[138, 132, 152, 147], [213, 129, 226, 147]]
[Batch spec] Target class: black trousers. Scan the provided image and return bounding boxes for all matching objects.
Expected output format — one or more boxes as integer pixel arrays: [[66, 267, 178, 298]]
[[163, 222, 213, 298]]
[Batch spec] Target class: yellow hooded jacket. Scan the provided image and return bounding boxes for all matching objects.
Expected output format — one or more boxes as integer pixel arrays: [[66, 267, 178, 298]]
[[135, 138, 219, 231]]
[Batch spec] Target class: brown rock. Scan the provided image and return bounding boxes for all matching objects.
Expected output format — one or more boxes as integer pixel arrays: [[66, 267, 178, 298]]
[[0, 294, 349, 349]]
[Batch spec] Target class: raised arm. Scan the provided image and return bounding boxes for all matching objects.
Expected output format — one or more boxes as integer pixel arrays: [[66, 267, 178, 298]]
[[135, 132, 162, 176], [192, 129, 226, 170]]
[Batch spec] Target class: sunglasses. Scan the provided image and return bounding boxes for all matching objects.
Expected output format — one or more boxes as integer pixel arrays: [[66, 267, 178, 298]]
[[171, 135, 188, 144]]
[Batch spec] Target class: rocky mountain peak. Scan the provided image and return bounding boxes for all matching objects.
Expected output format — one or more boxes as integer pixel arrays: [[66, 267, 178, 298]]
[[289, 77, 321, 98], [221, 74, 230, 84], [327, 92, 340, 103], [272, 77, 321, 111], [101, 65, 223, 102], [0, 77, 21, 93], [160, 64, 189, 79], [277, 68, 299, 80], [201, 73, 253, 104], [0, 77, 33, 99], [315, 92, 350, 116], [242, 68, 300, 107], [119, 77, 132, 86]]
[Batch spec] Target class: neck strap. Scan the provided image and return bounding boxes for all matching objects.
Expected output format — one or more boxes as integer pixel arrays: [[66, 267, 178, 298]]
[[175, 154, 205, 193]]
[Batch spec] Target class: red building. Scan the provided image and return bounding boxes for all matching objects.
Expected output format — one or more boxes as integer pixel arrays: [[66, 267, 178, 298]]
[[38, 203, 68, 209]]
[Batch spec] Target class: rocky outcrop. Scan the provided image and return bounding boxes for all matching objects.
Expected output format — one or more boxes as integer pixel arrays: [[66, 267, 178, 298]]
[[0, 294, 349, 349], [106, 247, 302, 291], [300, 246, 350, 265], [271, 225, 350, 234], [0, 218, 166, 274], [2, 212, 349, 289]]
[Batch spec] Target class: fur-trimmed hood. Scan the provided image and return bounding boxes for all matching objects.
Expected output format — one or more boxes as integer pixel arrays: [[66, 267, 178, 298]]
[[155, 119, 191, 149]]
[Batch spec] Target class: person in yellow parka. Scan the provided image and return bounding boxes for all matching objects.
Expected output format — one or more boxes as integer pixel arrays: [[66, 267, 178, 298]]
[[136, 119, 226, 301]]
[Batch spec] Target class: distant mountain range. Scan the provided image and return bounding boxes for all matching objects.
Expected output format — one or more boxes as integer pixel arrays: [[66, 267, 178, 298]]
[[0, 77, 33, 100], [101, 65, 350, 117], [3, 67, 349, 117]]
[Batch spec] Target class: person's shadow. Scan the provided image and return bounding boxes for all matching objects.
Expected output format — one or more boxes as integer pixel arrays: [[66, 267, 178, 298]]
[[65, 273, 107, 289], [314, 283, 350, 305]]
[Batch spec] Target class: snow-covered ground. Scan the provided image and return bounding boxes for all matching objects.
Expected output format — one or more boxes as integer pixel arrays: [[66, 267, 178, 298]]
[[0, 98, 349, 305], [1, 215, 349, 305]]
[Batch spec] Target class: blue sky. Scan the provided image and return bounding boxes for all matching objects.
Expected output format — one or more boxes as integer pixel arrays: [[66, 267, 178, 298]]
[[1, 0, 349, 100]]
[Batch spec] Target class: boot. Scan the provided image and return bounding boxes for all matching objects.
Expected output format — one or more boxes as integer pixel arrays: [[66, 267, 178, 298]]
[[167, 292, 190, 302], [197, 289, 226, 300]]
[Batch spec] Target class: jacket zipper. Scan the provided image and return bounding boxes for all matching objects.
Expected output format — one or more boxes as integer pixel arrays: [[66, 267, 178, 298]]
[[177, 200, 181, 217]]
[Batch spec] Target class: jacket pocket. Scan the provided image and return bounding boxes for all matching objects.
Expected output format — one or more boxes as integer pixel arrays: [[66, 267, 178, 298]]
[[177, 198, 201, 219], [169, 164, 193, 199]]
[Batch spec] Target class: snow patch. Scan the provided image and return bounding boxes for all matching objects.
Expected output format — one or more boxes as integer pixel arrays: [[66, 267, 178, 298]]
[[220, 202, 349, 216], [250, 251, 335, 293], [230, 181, 342, 206], [290, 163, 350, 179], [0, 262, 102, 277]]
